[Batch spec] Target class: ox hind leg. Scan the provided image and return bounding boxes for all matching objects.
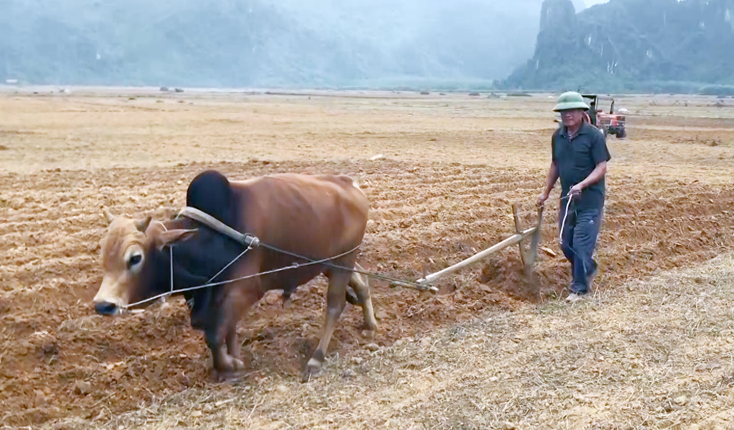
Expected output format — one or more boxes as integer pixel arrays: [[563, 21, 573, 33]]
[[348, 263, 378, 337], [303, 268, 351, 381]]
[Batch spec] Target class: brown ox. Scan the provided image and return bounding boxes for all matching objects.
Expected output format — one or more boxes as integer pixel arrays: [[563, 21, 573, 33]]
[[93, 170, 377, 381]]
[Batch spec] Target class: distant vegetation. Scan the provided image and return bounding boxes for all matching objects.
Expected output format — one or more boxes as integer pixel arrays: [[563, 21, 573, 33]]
[[3, 0, 732, 94], [0, 0, 544, 89], [699, 85, 734, 96], [501, 0, 734, 94]]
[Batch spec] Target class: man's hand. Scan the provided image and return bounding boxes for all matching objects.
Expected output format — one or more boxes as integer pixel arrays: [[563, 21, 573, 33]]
[[538, 190, 550, 207], [569, 183, 584, 197], [540, 161, 559, 207]]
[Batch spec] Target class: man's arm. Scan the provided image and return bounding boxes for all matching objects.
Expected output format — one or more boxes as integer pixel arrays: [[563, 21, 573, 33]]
[[538, 161, 559, 206], [570, 161, 606, 195], [570, 132, 611, 195], [544, 162, 559, 193], [581, 161, 607, 188]]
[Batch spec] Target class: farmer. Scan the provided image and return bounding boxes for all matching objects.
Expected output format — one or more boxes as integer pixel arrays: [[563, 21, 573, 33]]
[[538, 91, 611, 303], [588, 98, 597, 125]]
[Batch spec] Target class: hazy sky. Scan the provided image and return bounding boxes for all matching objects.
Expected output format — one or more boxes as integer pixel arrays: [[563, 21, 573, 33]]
[[585, 0, 609, 5]]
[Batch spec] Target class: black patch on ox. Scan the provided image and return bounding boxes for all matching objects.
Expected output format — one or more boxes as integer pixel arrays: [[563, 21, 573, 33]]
[[186, 170, 235, 226], [181, 170, 240, 330]]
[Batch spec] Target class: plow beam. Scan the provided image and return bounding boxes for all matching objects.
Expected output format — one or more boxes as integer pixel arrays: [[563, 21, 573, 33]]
[[418, 226, 537, 284], [390, 204, 544, 293]]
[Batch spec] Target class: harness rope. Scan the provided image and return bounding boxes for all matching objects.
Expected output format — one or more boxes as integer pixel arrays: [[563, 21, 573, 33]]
[[121, 208, 428, 311], [155, 221, 175, 298], [558, 192, 595, 282], [122, 243, 354, 310], [258, 242, 429, 289], [559, 193, 574, 243]]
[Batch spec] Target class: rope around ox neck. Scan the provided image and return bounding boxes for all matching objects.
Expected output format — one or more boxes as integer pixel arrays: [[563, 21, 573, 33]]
[[120, 242, 358, 311], [119, 206, 433, 312], [155, 221, 174, 297]]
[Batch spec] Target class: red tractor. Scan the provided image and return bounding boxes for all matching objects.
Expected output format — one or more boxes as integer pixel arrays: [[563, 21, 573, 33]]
[[583, 94, 627, 139]]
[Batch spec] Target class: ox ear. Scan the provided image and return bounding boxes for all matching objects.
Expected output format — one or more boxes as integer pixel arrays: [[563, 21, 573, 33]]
[[135, 215, 152, 232], [102, 207, 116, 225], [156, 229, 198, 250]]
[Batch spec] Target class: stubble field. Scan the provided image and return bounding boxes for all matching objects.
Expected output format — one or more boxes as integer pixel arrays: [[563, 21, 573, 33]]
[[1, 88, 734, 429]]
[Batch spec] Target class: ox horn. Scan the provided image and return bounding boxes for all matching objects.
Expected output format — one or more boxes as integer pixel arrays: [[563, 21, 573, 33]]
[[102, 207, 116, 224], [135, 215, 152, 232]]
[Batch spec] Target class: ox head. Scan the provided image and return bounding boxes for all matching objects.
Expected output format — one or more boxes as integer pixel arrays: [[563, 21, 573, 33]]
[[92, 208, 197, 316]]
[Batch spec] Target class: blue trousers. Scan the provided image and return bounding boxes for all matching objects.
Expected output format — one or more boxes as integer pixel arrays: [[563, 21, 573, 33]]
[[559, 200, 603, 294]]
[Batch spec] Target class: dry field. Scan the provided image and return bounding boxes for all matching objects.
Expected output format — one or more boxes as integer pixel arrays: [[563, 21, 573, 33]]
[[1, 87, 734, 429]]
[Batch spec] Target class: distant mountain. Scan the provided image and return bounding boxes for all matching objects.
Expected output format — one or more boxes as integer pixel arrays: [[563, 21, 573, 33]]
[[500, 0, 734, 93], [572, 0, 588, 11], [0, 0, 545, 89]]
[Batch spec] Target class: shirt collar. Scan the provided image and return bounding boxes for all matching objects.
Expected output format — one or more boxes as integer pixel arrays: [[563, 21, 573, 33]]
[[560, 122, 591, 138]]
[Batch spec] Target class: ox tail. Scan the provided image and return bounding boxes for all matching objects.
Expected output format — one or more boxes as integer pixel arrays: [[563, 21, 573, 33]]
[[334, 174, 366, 196], [351, 178, 365, 196]]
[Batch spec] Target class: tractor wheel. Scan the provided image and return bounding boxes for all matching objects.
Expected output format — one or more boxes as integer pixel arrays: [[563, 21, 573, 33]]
[[618, 127, 627, 139]]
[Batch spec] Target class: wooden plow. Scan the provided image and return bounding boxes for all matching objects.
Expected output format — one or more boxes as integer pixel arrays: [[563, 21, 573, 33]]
[[391, 204, 544, 293]]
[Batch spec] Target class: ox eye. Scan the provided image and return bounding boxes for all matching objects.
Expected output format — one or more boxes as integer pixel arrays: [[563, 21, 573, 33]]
[[127, 254, 143, 269]]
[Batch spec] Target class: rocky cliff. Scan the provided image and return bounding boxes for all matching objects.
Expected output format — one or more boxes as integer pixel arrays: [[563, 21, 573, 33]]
[[501, 0, 734, 93]]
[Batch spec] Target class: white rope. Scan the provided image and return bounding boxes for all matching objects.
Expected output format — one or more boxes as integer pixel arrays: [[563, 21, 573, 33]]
[[558, 192, 599, 284], [156, 221, 174, 300], [119, 205, 430, 312], [559, 193, 593, 278], [121, 243, 360, 311], [205, 244, 253, 285], [559, 193, 574, 243]]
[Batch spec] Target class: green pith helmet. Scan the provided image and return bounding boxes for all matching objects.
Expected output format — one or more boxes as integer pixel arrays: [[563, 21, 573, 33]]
[[553, 91, 589, 112]]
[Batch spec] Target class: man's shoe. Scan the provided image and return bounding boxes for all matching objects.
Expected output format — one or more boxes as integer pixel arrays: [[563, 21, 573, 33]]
[[586, 271, 597, 292], [565, 293, 584, 304]]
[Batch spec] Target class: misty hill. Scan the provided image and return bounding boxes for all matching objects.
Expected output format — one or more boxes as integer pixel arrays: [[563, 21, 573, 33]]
[[502, 0, 734, 93], [1, 0, 544, 89]]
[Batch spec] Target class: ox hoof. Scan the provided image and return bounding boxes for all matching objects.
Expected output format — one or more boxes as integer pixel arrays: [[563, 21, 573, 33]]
[[210, 369, 233, 383], [212, 366, 243, 383], [360, 329, 375, 339], [233, 358, 245, 370], [216, 372, 241, 383], [215, 371, 230, 383], [301, 358, 323, 383], [211, 355, 245, 382]]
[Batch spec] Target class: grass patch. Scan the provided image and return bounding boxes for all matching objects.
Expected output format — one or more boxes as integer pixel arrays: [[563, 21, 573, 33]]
[[45, 254, 734, 429]]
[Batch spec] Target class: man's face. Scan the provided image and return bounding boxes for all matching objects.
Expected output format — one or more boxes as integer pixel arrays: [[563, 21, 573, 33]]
[[560, 109, 584, 129]]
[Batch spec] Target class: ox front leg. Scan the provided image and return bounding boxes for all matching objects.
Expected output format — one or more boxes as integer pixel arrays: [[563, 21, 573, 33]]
[[303, 271, 349, 382], [205, 324, 237, 382], [226, 324, 245, 370], [206, 324, 244, 382], [204, 289, 258, 381]]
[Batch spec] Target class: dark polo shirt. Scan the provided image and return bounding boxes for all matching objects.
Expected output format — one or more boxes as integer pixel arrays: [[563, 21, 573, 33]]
[[552, 122, 611, 209]]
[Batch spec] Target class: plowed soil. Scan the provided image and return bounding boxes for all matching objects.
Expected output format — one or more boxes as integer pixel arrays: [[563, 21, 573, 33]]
[[1, 89, 734, 426]]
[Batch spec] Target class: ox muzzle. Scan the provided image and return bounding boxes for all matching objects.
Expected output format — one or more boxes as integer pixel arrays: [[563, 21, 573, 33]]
[[93, 275, 129, 316], [94, 301, 121, 316]]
